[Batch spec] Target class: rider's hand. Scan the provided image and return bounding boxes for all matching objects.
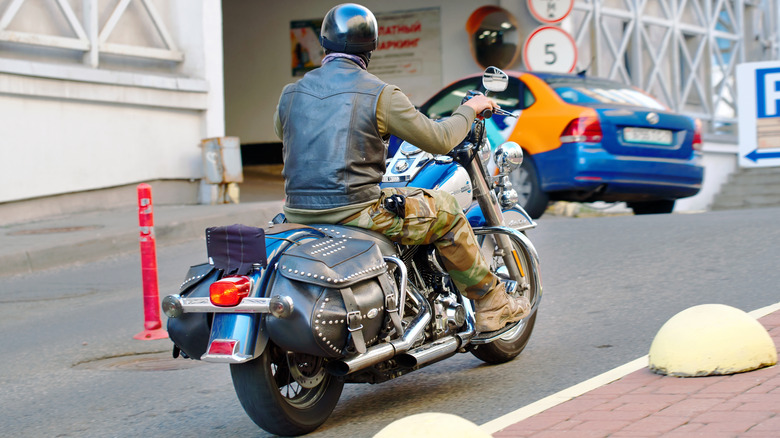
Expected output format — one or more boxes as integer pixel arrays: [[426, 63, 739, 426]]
[[463, 94, 499, 116]]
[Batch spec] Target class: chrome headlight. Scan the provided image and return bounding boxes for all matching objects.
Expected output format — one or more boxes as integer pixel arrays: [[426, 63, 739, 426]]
[[494, 142, 523, 175]]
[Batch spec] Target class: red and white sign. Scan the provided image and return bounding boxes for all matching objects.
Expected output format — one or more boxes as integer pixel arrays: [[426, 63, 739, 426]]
[[527, 0, 574, 24], [523, 26, 577, 73]]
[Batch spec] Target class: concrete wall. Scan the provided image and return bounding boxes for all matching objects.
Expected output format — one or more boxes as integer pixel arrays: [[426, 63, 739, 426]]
[[0, 0, 224, 204], [675, 142, 738, 212]]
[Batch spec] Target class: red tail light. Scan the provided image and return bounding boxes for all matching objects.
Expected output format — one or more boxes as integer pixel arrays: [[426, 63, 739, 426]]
[[692, 118, 703, 151], [210, 276, 251, 307], [207, 340, 237, 356], [560, 117, 603, 143]]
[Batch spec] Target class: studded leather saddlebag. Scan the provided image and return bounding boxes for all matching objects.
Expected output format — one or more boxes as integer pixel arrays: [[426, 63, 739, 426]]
[[167, 263, 222, 359], [264, 237, 397, 358]]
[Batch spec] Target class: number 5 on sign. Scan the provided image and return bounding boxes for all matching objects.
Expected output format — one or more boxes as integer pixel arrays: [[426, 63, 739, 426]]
[[523, 26, 577, 73]]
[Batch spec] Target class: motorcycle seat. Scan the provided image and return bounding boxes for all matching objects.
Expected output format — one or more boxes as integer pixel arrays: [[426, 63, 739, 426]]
[[309, 224, 398, 257]]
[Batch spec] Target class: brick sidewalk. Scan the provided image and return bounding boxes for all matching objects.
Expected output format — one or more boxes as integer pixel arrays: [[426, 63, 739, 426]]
[[493, 311, 780, 437]]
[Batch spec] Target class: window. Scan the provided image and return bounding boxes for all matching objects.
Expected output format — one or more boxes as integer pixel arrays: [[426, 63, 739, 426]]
[[420, 77, 531, 119], [519, 80, 535, 109], [422, 79, 481, 119], [549, 81, 664, 110]]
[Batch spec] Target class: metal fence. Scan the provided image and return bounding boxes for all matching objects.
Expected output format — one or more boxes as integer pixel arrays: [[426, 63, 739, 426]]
[[568, 0, 779, 139]]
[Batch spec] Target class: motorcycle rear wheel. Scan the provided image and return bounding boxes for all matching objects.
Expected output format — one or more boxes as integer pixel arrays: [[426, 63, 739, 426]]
[[230, 342, 344, 436], [472, 234, 540, 364]]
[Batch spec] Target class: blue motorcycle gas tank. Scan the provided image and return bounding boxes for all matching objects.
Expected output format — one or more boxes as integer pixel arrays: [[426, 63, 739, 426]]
[[382, 141, 536, 231], [381, 141, 472, 210]]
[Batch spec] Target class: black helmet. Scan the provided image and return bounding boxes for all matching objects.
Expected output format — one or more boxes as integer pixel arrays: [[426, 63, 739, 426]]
[[320, 3, 378, 54]]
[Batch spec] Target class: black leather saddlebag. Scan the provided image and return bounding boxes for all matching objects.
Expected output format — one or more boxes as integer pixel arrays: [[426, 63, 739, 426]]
[[265, 237, 395, 358], [167, 263, 222, 359], [168, 225, 267, 359]]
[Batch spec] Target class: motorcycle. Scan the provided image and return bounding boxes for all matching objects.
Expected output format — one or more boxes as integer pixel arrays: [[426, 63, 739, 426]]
[[162, 66, 542, 436]]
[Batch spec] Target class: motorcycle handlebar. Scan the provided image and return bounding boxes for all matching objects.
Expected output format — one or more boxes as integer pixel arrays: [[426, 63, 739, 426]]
[[463, 90, 516, 120], [464, 90, 493, 119]]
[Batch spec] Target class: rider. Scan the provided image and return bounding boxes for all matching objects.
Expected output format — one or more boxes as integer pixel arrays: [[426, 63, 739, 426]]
[[274, 3, 529, 332]]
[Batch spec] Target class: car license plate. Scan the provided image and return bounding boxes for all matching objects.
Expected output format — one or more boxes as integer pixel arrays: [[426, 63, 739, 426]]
[[623, 127, 673, 145]]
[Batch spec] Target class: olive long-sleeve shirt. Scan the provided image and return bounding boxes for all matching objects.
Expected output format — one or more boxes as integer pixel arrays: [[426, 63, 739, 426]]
[[275, 82, 477, 224]]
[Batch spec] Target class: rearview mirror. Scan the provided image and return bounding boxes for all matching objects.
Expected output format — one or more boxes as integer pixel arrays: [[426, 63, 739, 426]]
[[483, 66, 509, 93]]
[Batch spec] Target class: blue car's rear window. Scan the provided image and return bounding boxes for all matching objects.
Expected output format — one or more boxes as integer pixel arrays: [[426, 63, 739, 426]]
[[549, 81, 665, 110]]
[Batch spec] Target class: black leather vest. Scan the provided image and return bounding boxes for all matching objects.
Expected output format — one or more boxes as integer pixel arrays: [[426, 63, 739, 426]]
[[279, 59, 388, 210]]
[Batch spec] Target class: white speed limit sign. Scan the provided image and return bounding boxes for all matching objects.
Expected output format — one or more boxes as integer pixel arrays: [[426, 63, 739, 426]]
[[522, 26, 577, 73]]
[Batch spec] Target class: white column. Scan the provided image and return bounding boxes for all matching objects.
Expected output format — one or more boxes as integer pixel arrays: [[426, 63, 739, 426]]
[[82, 0, 99, 67], [202, 0, 225, 139]]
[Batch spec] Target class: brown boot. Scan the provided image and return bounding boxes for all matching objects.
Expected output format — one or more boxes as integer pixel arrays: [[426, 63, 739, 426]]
[[474, 283, 531, 332]]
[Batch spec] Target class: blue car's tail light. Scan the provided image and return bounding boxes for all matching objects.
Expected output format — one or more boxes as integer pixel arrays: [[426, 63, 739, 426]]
[[693, 118, 703, 151], [560, 117, 603, 143]]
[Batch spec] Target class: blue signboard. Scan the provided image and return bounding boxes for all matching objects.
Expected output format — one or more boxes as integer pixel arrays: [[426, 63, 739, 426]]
[[755, 67, 780, 118], [738, 62, 780, 167]]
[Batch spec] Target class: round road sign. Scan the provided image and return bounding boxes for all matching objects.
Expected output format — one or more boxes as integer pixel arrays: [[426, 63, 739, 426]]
[[522, 26, 577, 73], [527, 0, 575, 24]]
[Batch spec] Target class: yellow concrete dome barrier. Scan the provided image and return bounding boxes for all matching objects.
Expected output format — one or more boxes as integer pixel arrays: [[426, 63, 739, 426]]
[[649, 304, 777, 377], [374, 412, 492, 438]]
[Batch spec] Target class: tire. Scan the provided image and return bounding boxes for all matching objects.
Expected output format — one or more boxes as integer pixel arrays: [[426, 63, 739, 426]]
[[472, 235, 540, 364], [230, 342, 344, 436], [628, 200, 675, 215], [509, 156, 549, 219], [471, 312, 538, 364]]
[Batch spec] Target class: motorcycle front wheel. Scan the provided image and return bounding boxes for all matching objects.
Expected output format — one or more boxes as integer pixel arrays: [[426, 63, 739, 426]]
[[230, 342, 344, 436], [471, 312, 538, 364], [471, 234, 540, 364]]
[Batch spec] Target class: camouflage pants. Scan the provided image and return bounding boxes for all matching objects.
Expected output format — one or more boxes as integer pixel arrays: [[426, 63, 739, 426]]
[[340, 187, 498, 299]]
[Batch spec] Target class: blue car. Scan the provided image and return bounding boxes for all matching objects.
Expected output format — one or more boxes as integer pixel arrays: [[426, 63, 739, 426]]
[[417, 71, 705, 218]]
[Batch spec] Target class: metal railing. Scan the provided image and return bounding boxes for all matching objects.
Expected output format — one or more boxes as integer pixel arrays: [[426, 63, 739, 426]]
[[569, 0, 779, 138], [0, 0, 182, 67]]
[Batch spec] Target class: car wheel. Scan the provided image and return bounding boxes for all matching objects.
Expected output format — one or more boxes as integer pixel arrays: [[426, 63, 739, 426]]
[[628, 200, 675, 215], [509, 157, 549, 219]]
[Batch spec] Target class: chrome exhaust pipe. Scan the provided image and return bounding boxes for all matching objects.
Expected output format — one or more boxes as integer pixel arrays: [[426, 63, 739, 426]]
[[327, 287, 431, 376], [326, 343, 396, 376], [395, 336, 460, 369]]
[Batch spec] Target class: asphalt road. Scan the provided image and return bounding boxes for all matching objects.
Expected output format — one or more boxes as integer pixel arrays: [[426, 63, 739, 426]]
[[1, 207, 778, 437]]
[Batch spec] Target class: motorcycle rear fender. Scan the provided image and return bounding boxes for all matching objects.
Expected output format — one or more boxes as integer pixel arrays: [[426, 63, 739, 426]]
[[200, 226, 326, 364], [201, 312, 267, 363]]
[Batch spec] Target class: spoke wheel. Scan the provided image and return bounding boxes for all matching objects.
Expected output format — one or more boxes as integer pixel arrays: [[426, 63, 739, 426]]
[[472, 235, 540, 364], [230, 343, 344, 436]]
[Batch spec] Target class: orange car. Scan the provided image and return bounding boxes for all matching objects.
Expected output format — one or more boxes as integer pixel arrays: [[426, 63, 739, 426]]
[[415, 71, 704, 218]]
